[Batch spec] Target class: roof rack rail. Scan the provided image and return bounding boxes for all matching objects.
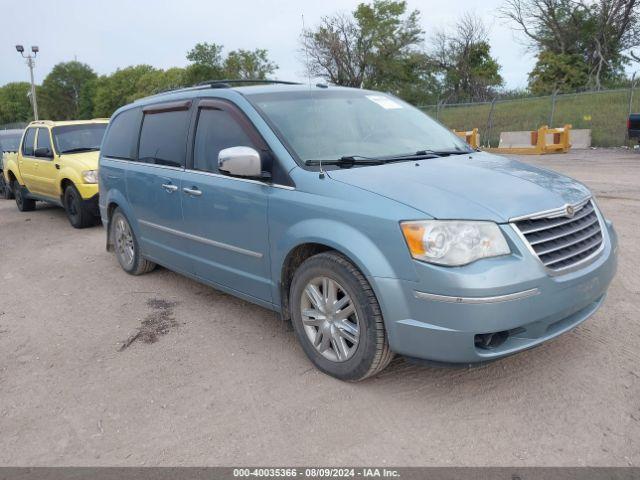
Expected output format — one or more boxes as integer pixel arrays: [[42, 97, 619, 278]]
[[196, 79, 303, 88]]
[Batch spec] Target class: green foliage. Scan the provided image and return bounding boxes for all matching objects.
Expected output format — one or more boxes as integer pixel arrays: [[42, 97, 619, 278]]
[[528, 52, 590, 94], [91, 65, 156, 118], [38, 61, 97, 120], [186, 42, 278, 82], [302, 0, 438, 104], [186, 42, 224, 69], [224, 49, 277, 79], [502, 0, 639, 91], [0, 82, 33, 124]]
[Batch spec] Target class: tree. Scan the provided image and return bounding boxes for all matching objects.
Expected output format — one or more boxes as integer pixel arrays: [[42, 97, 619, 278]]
[[301, 0, 436, 103], [38, 61, 97, 120], [224, 49, 277, 79], [185, 42, 278, 83], [501, 0, 640, 90], [0, 82, 33, 124], [91, 65, 156, 117], [431, 15, 503, 102], [528, 51, 589, 94]]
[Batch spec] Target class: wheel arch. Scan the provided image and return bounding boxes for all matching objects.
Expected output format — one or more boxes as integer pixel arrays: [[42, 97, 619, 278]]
[[275, 220, 400, 320]]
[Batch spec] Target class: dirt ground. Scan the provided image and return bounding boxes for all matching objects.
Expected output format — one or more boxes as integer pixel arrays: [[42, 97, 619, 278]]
[[0, 149, 638, 466]]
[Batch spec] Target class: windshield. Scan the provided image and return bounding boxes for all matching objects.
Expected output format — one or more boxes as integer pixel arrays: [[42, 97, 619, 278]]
[[52, 124, 107, 154], [0, 132, 23, 152], [247, 89, 471, 164]]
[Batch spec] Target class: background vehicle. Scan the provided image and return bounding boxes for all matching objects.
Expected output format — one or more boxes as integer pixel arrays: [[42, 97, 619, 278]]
[[99, 82, 617, 381], [629, 113, 640, 142], [0, 129, 23, 199], [3, 119, 108, 228]]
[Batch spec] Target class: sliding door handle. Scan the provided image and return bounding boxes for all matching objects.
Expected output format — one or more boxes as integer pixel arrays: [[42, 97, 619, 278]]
[[161, 183, 178, 193]]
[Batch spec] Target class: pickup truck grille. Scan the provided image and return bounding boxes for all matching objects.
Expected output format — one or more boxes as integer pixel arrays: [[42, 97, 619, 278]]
[[514, 199, 603, 271]]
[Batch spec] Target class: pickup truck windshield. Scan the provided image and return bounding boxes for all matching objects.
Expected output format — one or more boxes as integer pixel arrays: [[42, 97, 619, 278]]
[[52, 124, 107, 154], [247, 89, 471, 164]]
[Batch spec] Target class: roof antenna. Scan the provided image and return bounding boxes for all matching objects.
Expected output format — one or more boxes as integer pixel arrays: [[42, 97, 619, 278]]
[[302, 13, 325, 179]]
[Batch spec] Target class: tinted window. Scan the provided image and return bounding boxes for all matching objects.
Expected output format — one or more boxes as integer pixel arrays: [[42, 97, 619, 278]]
[[0, 132, 22, 152], [194, 108, 257, 173], [53, 124, 106, 154], [138, 110, 189, 168], [22, 128, 36, 156], [102, 108, 142, 160], [36, 128, 52, 154]]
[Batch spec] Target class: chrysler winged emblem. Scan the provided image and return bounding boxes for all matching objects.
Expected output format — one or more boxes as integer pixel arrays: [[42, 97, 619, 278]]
[[565, 205, 575, 217]]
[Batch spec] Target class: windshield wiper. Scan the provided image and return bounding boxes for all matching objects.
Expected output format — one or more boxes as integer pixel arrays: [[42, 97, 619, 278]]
[[61, 147, 100, 154], [305, 156, 385, 168]]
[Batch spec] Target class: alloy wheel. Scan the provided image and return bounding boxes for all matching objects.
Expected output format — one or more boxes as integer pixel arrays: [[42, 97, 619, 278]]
[[114, 216, 135, 268], [300, 276, 360, 362]]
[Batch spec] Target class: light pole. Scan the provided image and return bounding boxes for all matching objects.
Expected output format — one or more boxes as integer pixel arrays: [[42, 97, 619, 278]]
[[15, 44, 39, 121]]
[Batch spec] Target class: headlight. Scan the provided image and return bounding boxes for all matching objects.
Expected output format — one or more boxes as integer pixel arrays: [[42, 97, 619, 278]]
[[400, 220, 510, 266], [82, 170, 98, 184]]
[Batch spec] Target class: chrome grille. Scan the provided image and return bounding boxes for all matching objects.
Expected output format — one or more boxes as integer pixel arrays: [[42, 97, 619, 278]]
[[514, 199, 603, 271]]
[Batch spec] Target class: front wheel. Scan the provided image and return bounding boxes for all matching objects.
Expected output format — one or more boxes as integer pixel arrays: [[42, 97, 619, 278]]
[[64, 184, 96, 229], [111, 208, 156, 275], [289, 251, 393, 381]]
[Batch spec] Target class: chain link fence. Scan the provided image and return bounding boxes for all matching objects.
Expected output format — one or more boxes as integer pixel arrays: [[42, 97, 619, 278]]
[[420, 83, 639, 148]]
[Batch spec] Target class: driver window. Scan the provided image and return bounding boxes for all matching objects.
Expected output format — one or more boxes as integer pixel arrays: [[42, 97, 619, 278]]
[[193, 108, 257, 173]]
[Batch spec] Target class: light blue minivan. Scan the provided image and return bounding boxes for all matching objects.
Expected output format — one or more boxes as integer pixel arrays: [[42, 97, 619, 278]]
[[99, 81, 618, 380]]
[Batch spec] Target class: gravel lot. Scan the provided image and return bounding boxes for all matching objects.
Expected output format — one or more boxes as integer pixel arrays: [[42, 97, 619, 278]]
[[0, 149, 638, 466]]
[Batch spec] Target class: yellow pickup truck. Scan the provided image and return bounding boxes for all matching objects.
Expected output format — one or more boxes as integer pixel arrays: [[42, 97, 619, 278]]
[[3, 119, 108, 228]]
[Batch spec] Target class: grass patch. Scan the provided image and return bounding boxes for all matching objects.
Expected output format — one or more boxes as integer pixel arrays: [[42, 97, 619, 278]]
[[422, 88, 640, 148]]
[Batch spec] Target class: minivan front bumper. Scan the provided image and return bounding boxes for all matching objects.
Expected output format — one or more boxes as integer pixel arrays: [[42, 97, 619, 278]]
[[371, 220, 618, 364]]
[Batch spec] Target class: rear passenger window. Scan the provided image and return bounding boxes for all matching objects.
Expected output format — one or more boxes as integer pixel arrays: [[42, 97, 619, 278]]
[[138, 110, 190, 168], [36, 128, 52, 155], [102, 108, 142, 160], [22, 128, 36, 156], [194, 108, 257, 173]]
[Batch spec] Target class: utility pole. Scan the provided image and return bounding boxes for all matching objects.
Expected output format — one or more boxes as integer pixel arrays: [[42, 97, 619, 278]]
[[15, 44, 39, 120]]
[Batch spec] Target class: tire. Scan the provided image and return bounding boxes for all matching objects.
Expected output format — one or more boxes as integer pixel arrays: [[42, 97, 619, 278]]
[[13, 180, 35, 211], [111, 208, 156, 275], [63, 184, 96, 229], [0, 174, 14, 200], [289, 251, 393, 381]]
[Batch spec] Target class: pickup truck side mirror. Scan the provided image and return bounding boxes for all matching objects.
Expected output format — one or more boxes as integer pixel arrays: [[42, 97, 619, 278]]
[[34, 147, 53, 159]]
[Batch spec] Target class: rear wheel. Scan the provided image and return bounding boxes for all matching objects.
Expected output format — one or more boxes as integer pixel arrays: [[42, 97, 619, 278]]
[[13, 181, 35, 211], [289, 251, 393, 381], [63, 184, 96, 229], [111, 208, 156, 275]]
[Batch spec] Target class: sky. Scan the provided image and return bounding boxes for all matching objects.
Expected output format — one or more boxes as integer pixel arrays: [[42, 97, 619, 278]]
[[0, 0, 537, 92]]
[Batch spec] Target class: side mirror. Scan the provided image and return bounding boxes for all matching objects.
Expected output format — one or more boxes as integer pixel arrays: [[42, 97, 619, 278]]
[[218, 146, 262, 177], [34, 147, 53, 159]]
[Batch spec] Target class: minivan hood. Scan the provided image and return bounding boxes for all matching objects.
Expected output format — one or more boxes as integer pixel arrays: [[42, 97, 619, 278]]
[[327, 152, 591, 222], [58, 150, 99, 170]]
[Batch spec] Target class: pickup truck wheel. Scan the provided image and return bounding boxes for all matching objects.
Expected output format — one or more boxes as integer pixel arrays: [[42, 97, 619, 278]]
[[111, 208, 156, 275], [13, 181, 35, 211], [289, 251, 393, 381], [64, 184, 95, 229], [0, 175, 14, 199]]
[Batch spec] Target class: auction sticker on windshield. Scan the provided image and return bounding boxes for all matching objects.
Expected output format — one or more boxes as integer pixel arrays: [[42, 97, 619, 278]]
[[366, 95, 403, 109]]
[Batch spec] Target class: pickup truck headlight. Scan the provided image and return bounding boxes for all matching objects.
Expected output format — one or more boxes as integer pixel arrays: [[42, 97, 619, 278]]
[[82, 170, 98, 184], [400, 220, 510, 266]]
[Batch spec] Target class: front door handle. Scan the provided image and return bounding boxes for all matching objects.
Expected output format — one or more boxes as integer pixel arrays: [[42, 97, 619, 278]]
[[55, 164, 60, 170], [183, 187, 202, 197], [161, 183, 178, 193]]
